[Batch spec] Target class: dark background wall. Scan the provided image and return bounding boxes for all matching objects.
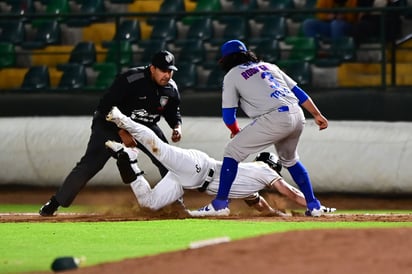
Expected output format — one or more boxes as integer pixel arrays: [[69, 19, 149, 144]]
[[0, 90, 411, 121]]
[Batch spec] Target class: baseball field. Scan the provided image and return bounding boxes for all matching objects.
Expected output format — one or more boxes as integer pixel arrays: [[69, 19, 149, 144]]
[[1, 186, 412, 274]]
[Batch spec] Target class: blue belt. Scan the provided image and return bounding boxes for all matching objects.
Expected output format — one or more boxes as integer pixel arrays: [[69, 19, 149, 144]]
[[277, 106, 289, 112]]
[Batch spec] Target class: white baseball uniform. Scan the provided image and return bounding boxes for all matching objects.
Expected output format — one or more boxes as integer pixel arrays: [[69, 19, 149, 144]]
[[116, 115, 282, 211], [222, 61, 305, 167]]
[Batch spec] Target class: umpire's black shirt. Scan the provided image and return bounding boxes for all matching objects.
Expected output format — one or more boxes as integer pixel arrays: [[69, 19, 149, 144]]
[[95, 66, 182, 130]]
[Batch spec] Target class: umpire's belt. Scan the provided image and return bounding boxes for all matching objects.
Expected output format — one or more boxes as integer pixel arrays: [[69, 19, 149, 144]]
[[198, 168, 215, 192]]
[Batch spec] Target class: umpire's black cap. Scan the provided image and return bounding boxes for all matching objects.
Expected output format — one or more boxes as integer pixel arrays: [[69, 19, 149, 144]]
[[151, 50, 178, 71]]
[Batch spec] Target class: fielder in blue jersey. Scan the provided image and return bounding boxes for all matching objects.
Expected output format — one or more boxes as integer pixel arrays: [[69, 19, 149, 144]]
[[192, 40, 331, 217]]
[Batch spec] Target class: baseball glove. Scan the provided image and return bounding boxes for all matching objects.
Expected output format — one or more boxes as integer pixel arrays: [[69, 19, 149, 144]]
[[118, 129, 137, 147]]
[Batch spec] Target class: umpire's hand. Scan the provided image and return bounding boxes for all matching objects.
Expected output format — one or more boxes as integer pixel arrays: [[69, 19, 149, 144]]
[[171, 125, 182, 142]]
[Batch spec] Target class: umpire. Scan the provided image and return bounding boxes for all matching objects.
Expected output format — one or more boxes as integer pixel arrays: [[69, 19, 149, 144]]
[[39, 50, 183, 216]]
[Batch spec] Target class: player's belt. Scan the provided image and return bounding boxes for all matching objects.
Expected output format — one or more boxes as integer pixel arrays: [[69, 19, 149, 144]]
[[198, 169, 215, 192], [277, 104, 299, 113], [277, 106, 290, 112]]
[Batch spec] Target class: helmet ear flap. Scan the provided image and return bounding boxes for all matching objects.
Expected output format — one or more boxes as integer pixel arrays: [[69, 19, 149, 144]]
[[254, 152, 282, 175]]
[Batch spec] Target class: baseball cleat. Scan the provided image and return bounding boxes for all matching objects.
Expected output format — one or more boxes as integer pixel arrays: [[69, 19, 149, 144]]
[[39, 196, 60, 216], [106, 106, 127, 127], [188, 199, 230, 217], [305, 205, 336, 217], [105, 140, 124, 153], [187, 204, 230, 217]]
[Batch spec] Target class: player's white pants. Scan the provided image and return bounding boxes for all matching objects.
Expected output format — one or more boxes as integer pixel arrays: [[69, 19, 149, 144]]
[[116, 114, 216, 209], [130, 174, 184, 211]]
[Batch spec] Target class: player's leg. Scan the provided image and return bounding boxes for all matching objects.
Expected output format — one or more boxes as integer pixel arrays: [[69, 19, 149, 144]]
[[105, 140, 184, 210], [275, 112, 331, 216], [130, 173, 184, 211], [39, 120, 119, 216], [105, 140, 143, 184], [194, 118, 279, 216], [106, 106, 213, 180]]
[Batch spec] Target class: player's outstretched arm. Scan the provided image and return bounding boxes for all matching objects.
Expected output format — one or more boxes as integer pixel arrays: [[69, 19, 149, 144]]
[[245, 196, 289, 217], [270, 178, 307, 207]]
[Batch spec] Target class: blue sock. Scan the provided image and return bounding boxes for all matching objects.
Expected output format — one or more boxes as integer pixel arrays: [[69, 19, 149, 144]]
[[215, 157, 238, 201], [287, 161, 320, 210]]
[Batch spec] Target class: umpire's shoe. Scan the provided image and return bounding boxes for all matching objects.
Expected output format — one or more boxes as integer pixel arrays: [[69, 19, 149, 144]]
[[39, 195, 60, 216]]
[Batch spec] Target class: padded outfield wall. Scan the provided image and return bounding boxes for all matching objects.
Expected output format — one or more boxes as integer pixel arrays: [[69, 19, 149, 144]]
[[0, 90, 412, 194], [1, 116, 412, 194]]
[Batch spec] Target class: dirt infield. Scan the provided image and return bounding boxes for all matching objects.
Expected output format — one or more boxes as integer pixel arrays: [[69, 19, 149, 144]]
[[2, 186, 412, 274]]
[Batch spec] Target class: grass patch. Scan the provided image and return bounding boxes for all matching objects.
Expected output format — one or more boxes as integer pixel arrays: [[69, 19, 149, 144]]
[[1, 219, 412, 273]]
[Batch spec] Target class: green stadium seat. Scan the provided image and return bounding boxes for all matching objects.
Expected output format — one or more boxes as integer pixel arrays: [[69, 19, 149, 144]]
[[85, 62, 118, 91], [103, 41, 133, 67], [0, 42, 16, 68], [284, 36, 317, 62]]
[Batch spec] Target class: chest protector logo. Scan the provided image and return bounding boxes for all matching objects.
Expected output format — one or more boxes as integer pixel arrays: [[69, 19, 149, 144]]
[[159, 96, 169, 108]]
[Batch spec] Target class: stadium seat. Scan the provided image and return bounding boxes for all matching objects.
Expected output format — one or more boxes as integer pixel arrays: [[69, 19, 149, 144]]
[[111, 19, 141, 44], [103, 41, 133, 67], [56, 63, 87, 90], [69, 41, 97, 67], [21, 20, 62, 50], [21, 65, 51, 90], [0, 19, 26, 45], [149, 18, 178, 42], [315, 36, 356, 67], [225, 0, 258, 12], [134, 39, 167, 66], [290, 0, 317, 22], [172, 61, 198, 91], [250, 38, 280, 63], [277, 59, 311, 87], [4, 0, 35, 22], [196, 65, 225, 91], [251, 16, 288, 42], [182, 0, 221, 25], [66, 0, 107, 27], [31, 0, 70, 27], [185, 17, 214, 41], [85, 62, 118, 91], [211, 16, 250, 45], [174, 39, 206, 64], [110, 0, 133, 3], [153, 0, 185, 22], [0, 42, 16, 68], [283, 36, 317, 62], [0, 68, 28, 90]]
